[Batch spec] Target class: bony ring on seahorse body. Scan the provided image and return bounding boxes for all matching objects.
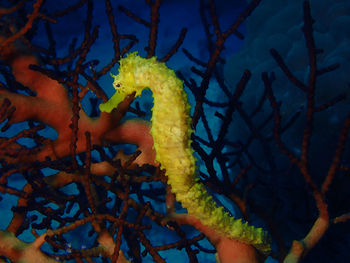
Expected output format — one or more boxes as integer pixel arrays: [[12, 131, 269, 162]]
[[99, 52, 271, 254]]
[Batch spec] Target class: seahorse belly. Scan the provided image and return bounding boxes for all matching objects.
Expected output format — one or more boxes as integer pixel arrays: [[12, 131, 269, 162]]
[[99, 52, 271, 254]]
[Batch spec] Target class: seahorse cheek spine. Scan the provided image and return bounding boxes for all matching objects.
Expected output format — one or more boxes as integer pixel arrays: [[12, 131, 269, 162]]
[[99, 52, 271, 255]]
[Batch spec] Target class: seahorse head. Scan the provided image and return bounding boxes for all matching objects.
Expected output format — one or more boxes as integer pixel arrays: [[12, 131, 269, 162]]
[[112, 52, 152, 97], [99, 52, 146, 113]]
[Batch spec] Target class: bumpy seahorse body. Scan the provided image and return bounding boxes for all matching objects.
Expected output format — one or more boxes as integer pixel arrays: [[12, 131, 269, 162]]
[[99, 52, 271, 254]]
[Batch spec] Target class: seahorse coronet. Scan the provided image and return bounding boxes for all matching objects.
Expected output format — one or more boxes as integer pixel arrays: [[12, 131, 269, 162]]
[[99, 52, 271, 254]]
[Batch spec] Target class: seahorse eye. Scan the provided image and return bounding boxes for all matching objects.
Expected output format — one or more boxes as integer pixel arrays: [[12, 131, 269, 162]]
[[113, 82, 122, 89]]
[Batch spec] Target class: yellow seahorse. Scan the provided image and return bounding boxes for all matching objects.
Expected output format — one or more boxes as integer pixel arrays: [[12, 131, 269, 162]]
[[99, 52, 271, 254]]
